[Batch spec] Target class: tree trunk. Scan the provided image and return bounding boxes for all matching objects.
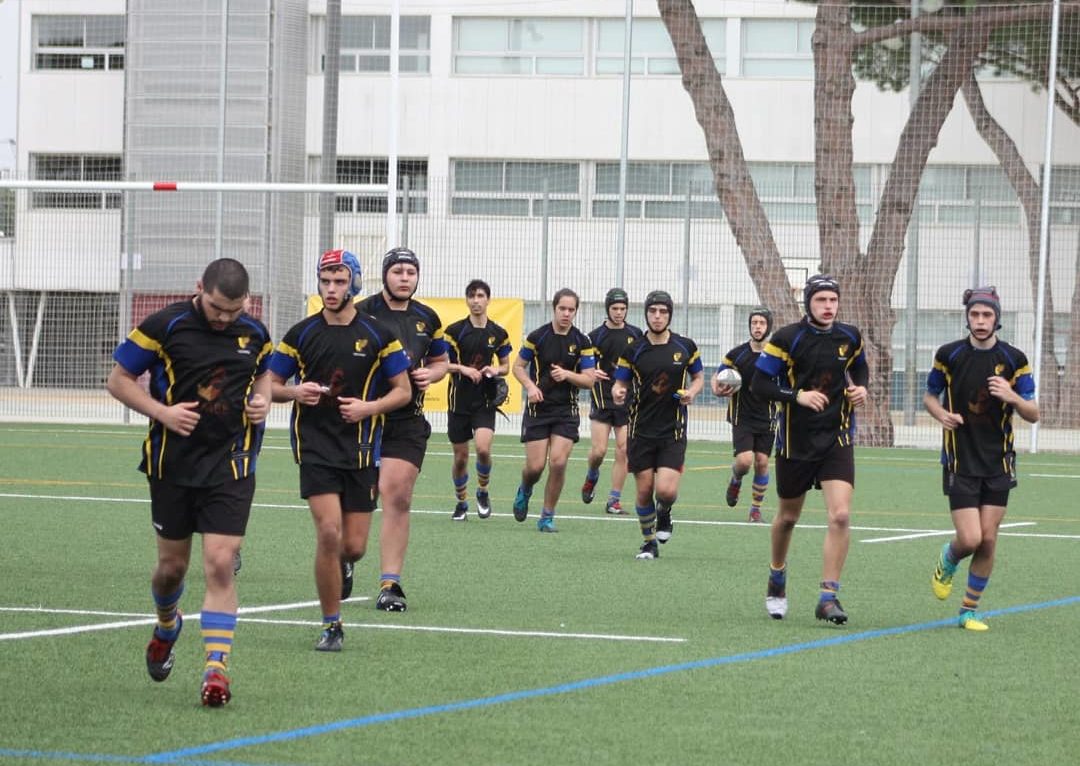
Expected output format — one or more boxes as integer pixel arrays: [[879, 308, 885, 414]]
[[657, 0, 799, 327], [1065, 236, 1080, 423], [961, 74, 1064, 425], [846, 25, 990, 445], [811, 4, 899, 444]]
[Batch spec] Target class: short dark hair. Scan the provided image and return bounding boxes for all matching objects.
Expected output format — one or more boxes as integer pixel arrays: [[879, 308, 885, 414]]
[[551, 287, 579, 310], [201, 258, 250, 300], [465, 279, 491, 298]]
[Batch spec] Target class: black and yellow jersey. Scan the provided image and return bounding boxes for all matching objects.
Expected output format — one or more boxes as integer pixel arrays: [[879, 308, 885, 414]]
[[614, 333, 703, 441], [754, 318, 867, 459], [718, 342, 774, 432], [357, 293, 449, 421], [112, 299, 272, 486], [268, 312, 410, 469], [444, 317, 512, 414], [587, 321, 643, 411], [518, 323, 596, 420], [926, 337, 1035, 477]]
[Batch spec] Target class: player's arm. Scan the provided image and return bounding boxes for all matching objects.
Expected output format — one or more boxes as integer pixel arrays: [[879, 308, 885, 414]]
[[106, 363, 200, 436], [988, 369, 1040, 424], [481, 348, 511, 379], [337, 369, 412, 423], [513, 351, 542, 403], [267, 345, 324, 405]]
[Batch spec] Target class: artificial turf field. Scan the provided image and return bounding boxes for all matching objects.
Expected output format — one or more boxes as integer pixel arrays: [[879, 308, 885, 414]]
[[1, 422, 1077, 766]]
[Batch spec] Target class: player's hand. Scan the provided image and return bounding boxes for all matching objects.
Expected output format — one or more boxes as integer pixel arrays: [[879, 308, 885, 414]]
[[526, 384, 544, 404], [411, 367, 435, 391], [796, 389, 828, 412], [937, 411, 965, 431], [674, 388, 695, 406], [987, 375, 1018, 404], [844, 384, 868, 408], [337, 396, 371, 423], [160, 401, 201, 436], [591, 368, 610, 382], [479, 365, 500, 379], [293, 381, 327, 406], [549, 364, 569, 383], [714, 382, 736, 397], [245, 393, 269, 424]]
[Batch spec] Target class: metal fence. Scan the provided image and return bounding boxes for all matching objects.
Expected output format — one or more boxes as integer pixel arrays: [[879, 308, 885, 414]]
[[0, 174, 1077, 450]]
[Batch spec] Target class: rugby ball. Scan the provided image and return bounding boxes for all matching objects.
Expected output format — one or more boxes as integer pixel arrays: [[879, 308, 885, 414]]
[[715, 368, 742, 392]]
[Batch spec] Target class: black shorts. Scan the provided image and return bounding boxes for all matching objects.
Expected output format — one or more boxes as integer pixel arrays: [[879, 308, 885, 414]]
[[589, 406, 629, 428], [775, 443, 855, 499], [148, 475, 255, 540], [521, 414, 580, 444], [381, 415, 432, 470], [943, 469, 1014, 511], [732, 424, 774, 457], [447, 409, 497, 444], [300, 463, 378, 513], [627, 435, 687, 475]]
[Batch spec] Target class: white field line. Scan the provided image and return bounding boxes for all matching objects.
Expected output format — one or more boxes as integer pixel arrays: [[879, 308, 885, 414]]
[[0, 601, 683, 644], [239, 617, 686, 643], [1030, 473, 1080, 479], [860, 521, 1036, 544]]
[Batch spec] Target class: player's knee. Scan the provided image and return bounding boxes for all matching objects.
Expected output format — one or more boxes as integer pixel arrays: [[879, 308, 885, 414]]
[[315, 522, 342, 552], [549, 456, 568, 475], [342, 544, 366, 562], [955, 530, 981, 555], [828, 508, 851, 530]]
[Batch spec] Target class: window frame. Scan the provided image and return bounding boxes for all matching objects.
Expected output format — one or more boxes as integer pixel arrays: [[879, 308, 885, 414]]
[[453, 17, 587, 76], [311, 14, 431, 75], [450, 160, 583, 218], [32, 15, 125, 72], [29, 154, 123, 210]]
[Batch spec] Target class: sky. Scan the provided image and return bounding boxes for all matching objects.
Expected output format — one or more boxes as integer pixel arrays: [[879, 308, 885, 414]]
[[1, 0, 17, 171]]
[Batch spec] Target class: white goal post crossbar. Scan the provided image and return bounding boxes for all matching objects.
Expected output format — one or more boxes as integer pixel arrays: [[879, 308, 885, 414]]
[[0, 180, 389, 194]]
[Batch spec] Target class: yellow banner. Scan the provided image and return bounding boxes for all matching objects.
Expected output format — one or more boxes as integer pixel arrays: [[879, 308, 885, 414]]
[[305, 295, 524, 413]]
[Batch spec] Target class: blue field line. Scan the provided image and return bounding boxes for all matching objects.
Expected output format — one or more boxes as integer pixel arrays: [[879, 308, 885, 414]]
[[0, 750, 287, 766], [141, 595, 1080, 763]]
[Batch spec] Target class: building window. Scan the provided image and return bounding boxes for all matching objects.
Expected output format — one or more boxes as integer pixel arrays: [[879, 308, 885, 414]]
[[593, 161, 873, 222], [30, 154, 122, 209], [451, 160, 581, 216], [312, 15, 430, 74], [1048, 167, 1080, 225], [32, 15, 125, 71], [595, 18, 725, 75], [916, 166, 1020, 225], [453, 18, 585, 75], [741, 19, 814, 78], [308, 157, 428, 214]]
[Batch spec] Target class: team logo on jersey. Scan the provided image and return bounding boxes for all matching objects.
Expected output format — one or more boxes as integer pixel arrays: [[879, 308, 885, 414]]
[[354, 339, 369, 353], [415, 321, 426, 333], [627, 337, 634, 344], [994, 363, 1005, 376], [569, 344, 577, 354], [838, 344, 848, 359], [673, 352, 682, 362], [488, 335, 495, 345], [237, 336, 250, 349]]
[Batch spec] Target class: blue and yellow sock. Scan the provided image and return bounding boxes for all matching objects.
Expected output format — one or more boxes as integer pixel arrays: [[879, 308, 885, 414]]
[[322, 612, 340, 628], [636, 504, 656, 540], [152, 583, 184, 640], [453, 473, 469, 504], [819, 580, 840, 603], [585, 467, 600, 484], [201, 610, 236, 674], [769, 563, 786, 589], [961, 572, 989, 613], [608, 489, 621, 504], [751, 473, 769, 513], [380, 572, 401, 591], [475, 462, 491, 492]]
